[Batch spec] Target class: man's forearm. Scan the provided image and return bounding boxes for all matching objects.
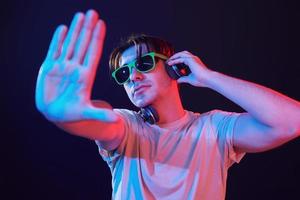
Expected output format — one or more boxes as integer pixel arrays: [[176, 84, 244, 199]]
[[204, 71, 300, 135]]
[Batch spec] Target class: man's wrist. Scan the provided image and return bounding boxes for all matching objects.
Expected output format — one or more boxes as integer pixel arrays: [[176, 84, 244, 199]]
[[201, 70, 220, 89]]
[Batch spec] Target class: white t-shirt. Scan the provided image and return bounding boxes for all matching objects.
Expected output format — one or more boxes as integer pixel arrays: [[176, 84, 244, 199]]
[[95, 109, 245, 200]]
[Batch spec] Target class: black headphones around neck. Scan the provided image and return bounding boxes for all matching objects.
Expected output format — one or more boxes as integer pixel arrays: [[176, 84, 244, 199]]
[[137, 63, 190, 124], [138, 106, 159, 125]]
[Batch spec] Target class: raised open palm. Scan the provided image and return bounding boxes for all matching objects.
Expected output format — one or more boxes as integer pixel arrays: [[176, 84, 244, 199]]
[[35, 10, 117, 122]]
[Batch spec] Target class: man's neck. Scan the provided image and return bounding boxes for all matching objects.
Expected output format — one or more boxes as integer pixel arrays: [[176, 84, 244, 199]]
[[151, 90, 185, 125]]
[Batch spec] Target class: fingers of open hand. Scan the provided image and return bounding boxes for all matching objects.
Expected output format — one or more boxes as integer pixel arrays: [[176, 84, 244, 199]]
[[83, 20, 106, 70], [41, 10, 105, 83], [73, 10, 99, 64], [46, 25, 68, 60], [46, 10, 105, 67], [60, 12, 85, 60]]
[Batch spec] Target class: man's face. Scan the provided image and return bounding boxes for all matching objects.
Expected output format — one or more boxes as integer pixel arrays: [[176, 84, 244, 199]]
[[119, 44, 174, 108]]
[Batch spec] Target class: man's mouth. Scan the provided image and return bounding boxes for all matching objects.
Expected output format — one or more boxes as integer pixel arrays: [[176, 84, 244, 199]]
[[133, 85, 150, 96]]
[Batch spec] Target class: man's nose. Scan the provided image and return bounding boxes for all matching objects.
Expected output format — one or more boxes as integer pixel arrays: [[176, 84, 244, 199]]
[[129, 68, 143, 82]]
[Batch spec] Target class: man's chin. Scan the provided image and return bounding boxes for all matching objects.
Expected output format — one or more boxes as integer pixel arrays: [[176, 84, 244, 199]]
[[133, 102, 148, 108], [132, 99, 151, 108]]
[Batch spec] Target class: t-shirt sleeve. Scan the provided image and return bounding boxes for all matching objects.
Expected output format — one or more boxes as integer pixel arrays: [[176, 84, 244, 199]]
[[210, 109, 246, 168], [94, 109, 134, 169]]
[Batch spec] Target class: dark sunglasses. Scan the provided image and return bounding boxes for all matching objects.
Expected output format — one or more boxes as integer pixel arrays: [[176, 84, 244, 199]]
[[112, 52, 168, 85]]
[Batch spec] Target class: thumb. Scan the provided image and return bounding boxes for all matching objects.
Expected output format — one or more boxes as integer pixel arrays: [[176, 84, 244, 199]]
[[177, 76, 190, 84]]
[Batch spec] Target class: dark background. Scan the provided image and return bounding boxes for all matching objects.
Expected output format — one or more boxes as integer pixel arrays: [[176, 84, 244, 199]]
[[1, 0, 300, 199]]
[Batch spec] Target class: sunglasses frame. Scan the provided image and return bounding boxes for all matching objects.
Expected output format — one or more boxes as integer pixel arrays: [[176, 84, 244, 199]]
[[112, 52, 168, 85]]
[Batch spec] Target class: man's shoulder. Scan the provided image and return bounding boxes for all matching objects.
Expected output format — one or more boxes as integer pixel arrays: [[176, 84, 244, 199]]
[[194, 109, 242, 129], [186, 109, 224, 118], [187, 109, 240, 123], [113, 108, 136, 116], [113, 108, 144, 126]]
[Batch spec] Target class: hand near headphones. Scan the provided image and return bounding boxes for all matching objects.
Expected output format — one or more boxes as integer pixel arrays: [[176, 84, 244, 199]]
[[166, 51, 213, 88]]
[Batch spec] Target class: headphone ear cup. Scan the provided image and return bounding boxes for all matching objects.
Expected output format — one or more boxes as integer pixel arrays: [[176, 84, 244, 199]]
[[165, 63, 191, 80], [165, 64, 180, 80], [138, 106, 159, 124]]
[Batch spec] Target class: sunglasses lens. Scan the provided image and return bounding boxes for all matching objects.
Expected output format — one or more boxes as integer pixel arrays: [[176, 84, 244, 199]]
[[113, 54, 157, 84], [115, 66, 130, 84], [136, 55, 154, 72]]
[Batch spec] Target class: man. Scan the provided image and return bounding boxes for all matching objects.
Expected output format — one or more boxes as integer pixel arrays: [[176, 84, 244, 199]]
[[35, 10, 300, 199]]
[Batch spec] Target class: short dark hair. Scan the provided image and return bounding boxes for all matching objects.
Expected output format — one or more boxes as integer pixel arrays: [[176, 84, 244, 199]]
[[109, 34, 174, 73]]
